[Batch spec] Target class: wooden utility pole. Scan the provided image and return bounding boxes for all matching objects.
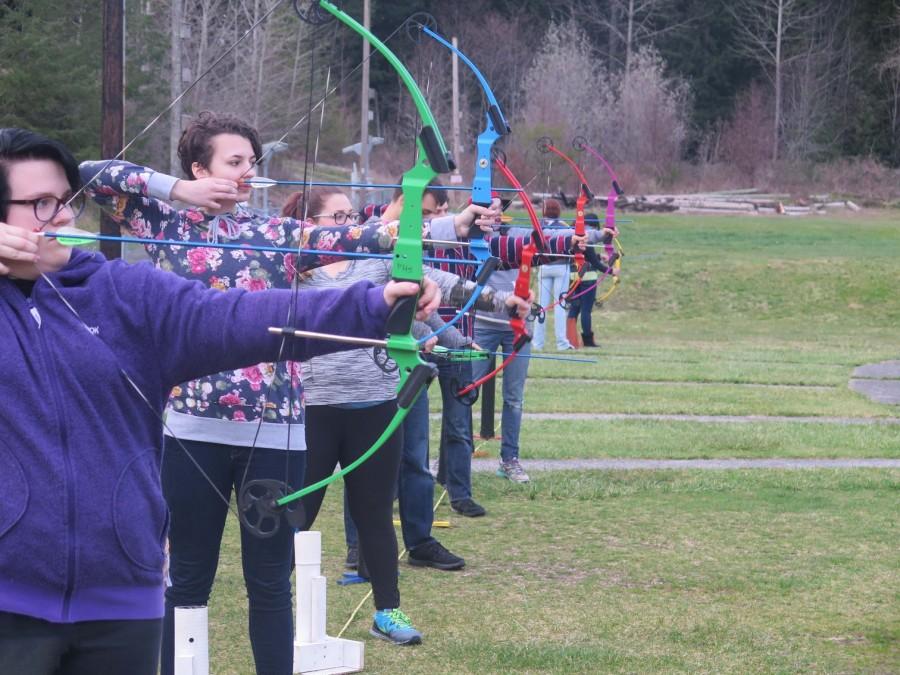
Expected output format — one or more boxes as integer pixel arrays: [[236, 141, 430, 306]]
[[450, 36, 462, 185], [100, 0, 125, 260], [773, 0, 783, 162], [359, 0, 371, 198], [170, 0, 183, 175]]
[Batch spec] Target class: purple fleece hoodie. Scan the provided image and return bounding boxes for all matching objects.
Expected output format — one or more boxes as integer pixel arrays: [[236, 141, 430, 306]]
[[0, 249, 389, 623]]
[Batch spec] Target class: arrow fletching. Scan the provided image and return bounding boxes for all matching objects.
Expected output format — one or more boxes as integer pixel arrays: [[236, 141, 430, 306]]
[[40, 226, 97, 247]]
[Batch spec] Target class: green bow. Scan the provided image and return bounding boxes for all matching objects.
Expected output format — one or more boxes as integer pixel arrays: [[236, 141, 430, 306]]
[[238, 0, 454, 537]]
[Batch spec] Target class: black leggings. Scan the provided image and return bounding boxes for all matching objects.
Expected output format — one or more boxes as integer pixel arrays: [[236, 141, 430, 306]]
[[0, 612, 161, 675], [303, 401, 402, 610]]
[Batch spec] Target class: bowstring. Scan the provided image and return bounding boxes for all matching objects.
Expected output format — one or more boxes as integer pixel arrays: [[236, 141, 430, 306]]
[[41, 2, 298, 521], [43, 6, 426, 525], [60, 0, 291, 218], [237, 15, 341, 510]]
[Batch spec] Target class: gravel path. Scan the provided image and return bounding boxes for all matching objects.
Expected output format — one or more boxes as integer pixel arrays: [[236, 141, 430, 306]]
[[849, 360, 900, 405], [513, 412, 900, 425], [538, 377, 835, 390], [471, 457, 900, 472]]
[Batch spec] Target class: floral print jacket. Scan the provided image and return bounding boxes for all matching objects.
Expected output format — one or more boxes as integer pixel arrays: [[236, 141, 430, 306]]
[[79, 160, 407, 434]]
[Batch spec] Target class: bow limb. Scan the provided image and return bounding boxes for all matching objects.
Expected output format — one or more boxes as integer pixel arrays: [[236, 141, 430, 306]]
[[419, 25, 510, 207], [537, 137, 611, 314], [242, 0, 451, 521], [452, 157, 544, 401], [572, 138, 625, 300], [410, 25, 507, 345], [493, 156, 545, 319]]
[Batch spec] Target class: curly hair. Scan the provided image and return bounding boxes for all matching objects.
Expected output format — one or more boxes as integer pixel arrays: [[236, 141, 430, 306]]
[[542, 197, 561, 219], [176, 111, 262, 179]]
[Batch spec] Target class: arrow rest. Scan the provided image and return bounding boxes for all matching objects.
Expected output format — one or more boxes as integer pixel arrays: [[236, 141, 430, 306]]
[[293, 0, 335, 25], [238, 479, 307, 538]]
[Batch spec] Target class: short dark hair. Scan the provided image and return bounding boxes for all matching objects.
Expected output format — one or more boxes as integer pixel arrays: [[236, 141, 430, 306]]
[[542, 198, 561, 219], [0, 128, 81, 221], [424, 182, 449, 207], [584, 212, 601, 228], [177, 111, 262, 179], [391, 178, 448, 205]]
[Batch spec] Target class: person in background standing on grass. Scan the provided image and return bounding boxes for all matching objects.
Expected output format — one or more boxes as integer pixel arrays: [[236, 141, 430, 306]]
[[533, 198, 574, 351], [567, 212, 605, 348]]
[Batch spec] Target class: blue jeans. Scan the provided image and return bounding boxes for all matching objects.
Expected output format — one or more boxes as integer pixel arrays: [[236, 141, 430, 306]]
[[534, 263, 572, 350], [343, 392, 435, 552], [161, 439, 304, 675], [397, 391, 437, 550], [436, 359, 474, 501], [471, 324, 531, 462]]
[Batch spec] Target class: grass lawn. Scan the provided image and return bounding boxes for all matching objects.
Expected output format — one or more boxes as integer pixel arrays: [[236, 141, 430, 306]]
[[204, 211, 898, 673], [209, 471, 899, 674]]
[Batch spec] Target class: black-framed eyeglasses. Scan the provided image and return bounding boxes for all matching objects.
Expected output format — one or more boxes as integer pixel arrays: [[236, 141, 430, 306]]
[[310, 210, 361, 225], [3, 193, 86, 224]]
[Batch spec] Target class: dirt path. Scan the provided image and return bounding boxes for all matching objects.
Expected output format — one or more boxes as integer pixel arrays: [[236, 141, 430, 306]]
[[470, 458, 900, 472], [513, 412, 900, 425], [849, 360, 900, 405]]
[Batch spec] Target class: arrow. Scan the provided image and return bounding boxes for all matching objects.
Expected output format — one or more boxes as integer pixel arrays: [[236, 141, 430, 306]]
[[39, 227, 481, 266]]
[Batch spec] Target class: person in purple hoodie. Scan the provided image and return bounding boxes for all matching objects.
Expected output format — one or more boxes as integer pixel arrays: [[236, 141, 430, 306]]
[[0, 127, 439, 675]]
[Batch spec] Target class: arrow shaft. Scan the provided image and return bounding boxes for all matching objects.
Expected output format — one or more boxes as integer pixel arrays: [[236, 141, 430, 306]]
[[42, 231, 480, 266]]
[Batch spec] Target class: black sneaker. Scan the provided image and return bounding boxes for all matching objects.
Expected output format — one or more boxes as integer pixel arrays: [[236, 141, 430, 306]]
[[407, 540, 465, 571], [450, 498, 486, 518], [345, 546, 358, 570]]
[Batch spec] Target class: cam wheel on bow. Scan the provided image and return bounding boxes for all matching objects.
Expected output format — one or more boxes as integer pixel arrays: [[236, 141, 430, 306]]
[[238, 479, 307, 538], [404, 11, 439, 43], [293, 0, 335, 25]]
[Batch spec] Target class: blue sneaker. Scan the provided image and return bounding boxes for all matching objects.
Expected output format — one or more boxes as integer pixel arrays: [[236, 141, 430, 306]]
[[370, 608, 422, 645]]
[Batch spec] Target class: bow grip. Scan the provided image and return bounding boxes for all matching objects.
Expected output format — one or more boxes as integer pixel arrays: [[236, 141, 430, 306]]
[[397, 362, 438, 408], [474, 256, 499, 285], [512, 332, 531, 351], [386, 293, 418, 336]]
